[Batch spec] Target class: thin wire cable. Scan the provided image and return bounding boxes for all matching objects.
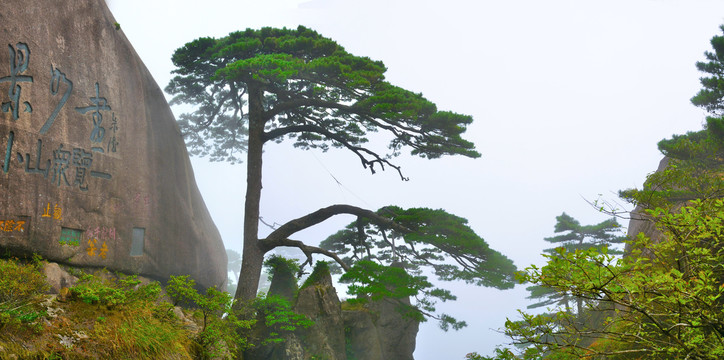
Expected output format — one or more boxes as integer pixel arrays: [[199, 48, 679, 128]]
[[309, 150, 371, 208]]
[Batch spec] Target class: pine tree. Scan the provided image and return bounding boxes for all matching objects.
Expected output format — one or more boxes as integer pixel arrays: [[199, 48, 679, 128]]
[[166, 26, 484, 303], [525, 213, 624, 316]]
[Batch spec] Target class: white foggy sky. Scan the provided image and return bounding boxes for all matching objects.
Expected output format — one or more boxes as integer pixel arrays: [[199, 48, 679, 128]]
[[108, 1, 724, 358]]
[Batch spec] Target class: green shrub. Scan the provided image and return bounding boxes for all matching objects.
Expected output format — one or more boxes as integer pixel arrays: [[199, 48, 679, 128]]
[[300, 261, 330, 290], [264, 255, 300, 300], [250, 294, 313, 345], [167, 275, 255, 359], [264, 255, 300, 278], [70, 271, 161, 308], [0, 257, 49, 331], [0, 257, 49, 305]]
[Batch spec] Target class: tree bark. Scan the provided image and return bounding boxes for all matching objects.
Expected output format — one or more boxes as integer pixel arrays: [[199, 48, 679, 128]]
[[234, 84, 267, 304]]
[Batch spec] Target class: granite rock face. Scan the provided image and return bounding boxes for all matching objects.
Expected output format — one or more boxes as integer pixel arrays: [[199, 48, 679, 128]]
[[368, 297, 419, 360], [624, 157, 669, 255], [293, 272, 346, 360], [0, 0, 226, 289], [342, 309, 384, 360]]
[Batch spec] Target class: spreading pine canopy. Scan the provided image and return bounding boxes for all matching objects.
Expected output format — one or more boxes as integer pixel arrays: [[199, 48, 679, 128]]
[[166, 26, 480, 172]]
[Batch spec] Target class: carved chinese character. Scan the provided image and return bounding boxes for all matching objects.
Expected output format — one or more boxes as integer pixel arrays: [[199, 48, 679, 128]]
[[23, 139, 50, 178], [0, 43, 33, 120], [2, 131, 14, 174], [50, 144, 71, 187], [71, 148, 92, 191], [3, 220, 14, 232], [75, 82, 110, 149], [40, 66, 73, 134], [107, 112, 119, 153]]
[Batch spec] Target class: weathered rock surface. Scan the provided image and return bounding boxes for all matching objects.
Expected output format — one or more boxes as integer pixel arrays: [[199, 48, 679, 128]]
[[342, 309, 384, 360], [42, 262, 78, 294], [293, 272, 346, 360], [249, 262, 419, 360], [342, 297, 419, 360], [367, 297, 419, 360], [625, 157, 669, 254], [0, 0, 226, 289]]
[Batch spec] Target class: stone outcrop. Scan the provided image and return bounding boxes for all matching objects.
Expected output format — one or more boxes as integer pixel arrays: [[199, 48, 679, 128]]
[[342, 308, 384, 360], [0, 0, 226, 289], [369, 297, 419, 360], [343, 298, 419, 360], [251, 261, 420, 360], [293, 271, 346, 360]]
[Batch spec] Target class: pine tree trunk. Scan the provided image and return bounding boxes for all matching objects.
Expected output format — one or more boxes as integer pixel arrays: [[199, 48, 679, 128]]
[[234, 85, 266, 304]]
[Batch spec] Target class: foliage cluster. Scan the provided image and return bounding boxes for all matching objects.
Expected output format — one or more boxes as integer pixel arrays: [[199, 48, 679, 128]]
[[167, 25, 479, 165], [70, 272, 161, 309], [167, 273, 312, 358], [167, 275, 254, 358], [323, 206, 516, 288], [264, 254, 301, 297], [322, 206, 516, 330], [0, 259, 314, 359], [340, 260, 461, 329], [503, 199, 724, 359], [249, 294, 313, 344], [300, 260, 330, 290]]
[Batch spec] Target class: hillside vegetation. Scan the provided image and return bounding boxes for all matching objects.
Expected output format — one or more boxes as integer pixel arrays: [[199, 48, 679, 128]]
[[0, 256, 305, 359]]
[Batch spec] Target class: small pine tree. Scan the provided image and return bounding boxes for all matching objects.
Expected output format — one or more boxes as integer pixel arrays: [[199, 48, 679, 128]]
[[525, 213, 625, 316]]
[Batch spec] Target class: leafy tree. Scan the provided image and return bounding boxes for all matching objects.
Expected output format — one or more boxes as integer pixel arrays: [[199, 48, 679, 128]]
[[167, 275, 253, 358], [166, 26, 485, 304], [501, 198, 724, 359], [321, 206, 516, 329], [525, 213, 624, 317]]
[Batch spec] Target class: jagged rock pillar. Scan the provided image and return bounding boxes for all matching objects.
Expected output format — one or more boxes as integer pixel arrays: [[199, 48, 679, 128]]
[[293, 264, 346, 360]]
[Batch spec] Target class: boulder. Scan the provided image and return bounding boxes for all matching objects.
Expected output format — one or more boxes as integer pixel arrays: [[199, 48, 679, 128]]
[[42, 262, 78, 294], [0, 0, 226, 289]]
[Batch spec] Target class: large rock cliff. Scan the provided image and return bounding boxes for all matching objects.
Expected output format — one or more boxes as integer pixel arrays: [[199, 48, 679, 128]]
[[0, 0, 226, 289]]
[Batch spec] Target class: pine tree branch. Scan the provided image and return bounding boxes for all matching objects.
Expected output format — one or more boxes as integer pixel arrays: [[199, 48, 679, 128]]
[[263, 123, 409, 180], [261, 204, 411, 249]]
